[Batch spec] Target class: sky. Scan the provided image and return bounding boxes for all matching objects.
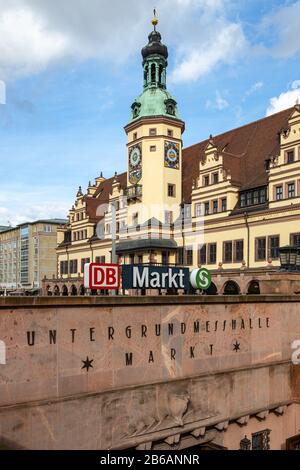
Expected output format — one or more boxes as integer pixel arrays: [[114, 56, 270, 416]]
[[0, 0, 300, 226]]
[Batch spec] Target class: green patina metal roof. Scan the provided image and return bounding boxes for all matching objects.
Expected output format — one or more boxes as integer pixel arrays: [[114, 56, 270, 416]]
[[130, 87, 179, 122]]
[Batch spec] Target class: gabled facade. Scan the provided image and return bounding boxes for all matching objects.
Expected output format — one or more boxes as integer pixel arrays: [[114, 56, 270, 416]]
[[51, 18, 300, 295]]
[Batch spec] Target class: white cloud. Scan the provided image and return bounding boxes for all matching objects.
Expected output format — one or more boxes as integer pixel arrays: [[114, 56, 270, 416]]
[[266, 80, 300, 116], [206, 90, 229, 110], [170, 22, 247, 83], [0, 0, 245, 83], [260, 1, 300, 58], [244, 81, 263, 99], [0, 186, 70, 226]]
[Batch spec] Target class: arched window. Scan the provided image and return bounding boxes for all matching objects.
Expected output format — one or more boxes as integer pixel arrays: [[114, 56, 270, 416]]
[[167, 104, 175, 115], [62, 285, 68, 297], [205, 282, 218, 296], [54, 285, 60, 297], [151, 63, 156, 83], [79, 285, 85, 296], [144, 65, 149, 85], [223, 281, 240, 295], [247, 281, 260, 295], [159, 64, 163, 84], [71, 285, 77, 296], [46, 285, 52, 297]]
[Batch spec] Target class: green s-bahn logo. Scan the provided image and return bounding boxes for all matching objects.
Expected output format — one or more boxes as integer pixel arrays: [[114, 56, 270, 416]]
[[190, 268, 212, 291]]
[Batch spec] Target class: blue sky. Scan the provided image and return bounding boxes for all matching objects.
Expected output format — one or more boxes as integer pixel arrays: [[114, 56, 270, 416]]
[[0, 0, 300, 225]]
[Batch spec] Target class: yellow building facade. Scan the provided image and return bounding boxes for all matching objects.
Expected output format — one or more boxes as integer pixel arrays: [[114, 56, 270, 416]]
[[52, 20, 300, 295]]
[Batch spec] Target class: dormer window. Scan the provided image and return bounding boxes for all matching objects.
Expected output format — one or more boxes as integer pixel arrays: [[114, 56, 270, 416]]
[[131, 102, 141, 119], [165, 98, 177, 117]]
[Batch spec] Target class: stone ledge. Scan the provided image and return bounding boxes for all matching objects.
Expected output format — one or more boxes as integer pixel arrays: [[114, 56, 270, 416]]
[[0, 294, 300, 309]]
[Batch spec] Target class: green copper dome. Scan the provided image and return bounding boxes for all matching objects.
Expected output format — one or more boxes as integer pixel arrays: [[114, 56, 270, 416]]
[[129, 21, 180, 123], [131, 87, 179, 122]]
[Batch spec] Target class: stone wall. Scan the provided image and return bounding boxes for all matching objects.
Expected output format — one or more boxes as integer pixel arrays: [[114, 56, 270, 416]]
[[0, 296, 300, 450]]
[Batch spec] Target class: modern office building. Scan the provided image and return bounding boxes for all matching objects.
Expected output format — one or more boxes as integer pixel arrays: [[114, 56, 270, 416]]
[[0, 219, 66, 295]]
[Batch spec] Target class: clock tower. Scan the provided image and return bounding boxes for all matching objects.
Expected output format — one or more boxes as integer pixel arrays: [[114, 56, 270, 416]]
[[124, 13, 185, 226]]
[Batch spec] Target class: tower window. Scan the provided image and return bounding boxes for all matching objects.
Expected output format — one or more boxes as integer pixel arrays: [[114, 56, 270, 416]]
[[151, 63, 156, 83], [167, 104, 175, 115], [159, 64, 163, 84], [167, 129, 173, 137], [150, 145, 156, 152], [149, 128, 157, 136], [133, 132, 137, 140], [168, 184, 176, 197]]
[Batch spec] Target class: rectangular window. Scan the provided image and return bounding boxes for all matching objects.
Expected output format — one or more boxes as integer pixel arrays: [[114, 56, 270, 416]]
[[138, 255, 143, 264], [198, 244, 207, 265], [223, 241, 233, 263], [185, 246, 193, 266], [149, 128, 157, 136], [44, 225, 52, 233], [177, 247, 184, 265], [133, 132, 137, 140], [130, 254, 135, 265], [290, 233, 300, 246], [213, 173, 219, 184], [253, 190, 259, 205], [162, 251, 169, 265], [167, 129, 173, 137], [221, 198, 227, 212], [204, 202, 210, 216], [288, 182, 295, 198], [212, 200, 218, 214], [259, 188, 267, 203], [168, 184, 176, 197], [95, 256, 106, 264], [252, 430, 271, 451], [276, 186, 283, 200], [287, 150, 295, 163], [246, 192, 253, 206], [234, 240, 244, 262], [195, 203, 202, 217], [240, 194, 246, 208], [256, 237, 266, 261], [204, 175, 209, 187], [69, 260, 78, 274], [150, 145, 156, 152], [269, 236, 280, 260], [208, 243, 217, 264]]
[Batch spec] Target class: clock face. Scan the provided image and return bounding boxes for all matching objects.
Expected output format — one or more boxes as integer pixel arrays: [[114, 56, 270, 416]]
[[164, 141, 180, 169], [129, 144, 142, 184], [130, 147, 141, 167]]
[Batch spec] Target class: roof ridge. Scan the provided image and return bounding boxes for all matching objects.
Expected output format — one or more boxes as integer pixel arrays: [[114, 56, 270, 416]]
[[183, 106, 294, 152]]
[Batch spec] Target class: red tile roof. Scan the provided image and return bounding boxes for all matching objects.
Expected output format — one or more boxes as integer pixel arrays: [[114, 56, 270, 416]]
[[86, 107, 295, 213], [182, 107, 293, 202]]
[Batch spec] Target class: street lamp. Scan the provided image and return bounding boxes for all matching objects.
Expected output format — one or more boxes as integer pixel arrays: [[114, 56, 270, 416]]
[[279, 246, 299, 271], [240, 435, 251, 450]]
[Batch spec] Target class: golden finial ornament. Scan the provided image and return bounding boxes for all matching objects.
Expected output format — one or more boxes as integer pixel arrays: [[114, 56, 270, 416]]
[[152, 8, 158, 30]]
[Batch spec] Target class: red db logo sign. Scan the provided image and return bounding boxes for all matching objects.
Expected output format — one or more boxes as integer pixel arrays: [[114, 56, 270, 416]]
[[84, 263, 121, 290]]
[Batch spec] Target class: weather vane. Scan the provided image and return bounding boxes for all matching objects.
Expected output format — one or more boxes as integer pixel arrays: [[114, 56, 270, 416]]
[[152, 8, 158, 30]]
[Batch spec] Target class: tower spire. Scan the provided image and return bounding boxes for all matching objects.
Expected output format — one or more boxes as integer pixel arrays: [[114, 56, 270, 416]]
[[152, 8, 158, 31]]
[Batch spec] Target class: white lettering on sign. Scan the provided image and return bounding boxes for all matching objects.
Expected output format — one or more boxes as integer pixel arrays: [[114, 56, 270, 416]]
[[0, 340, 6, 365], [133, 267, 185, 289], [84, 263, 121, 290]]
